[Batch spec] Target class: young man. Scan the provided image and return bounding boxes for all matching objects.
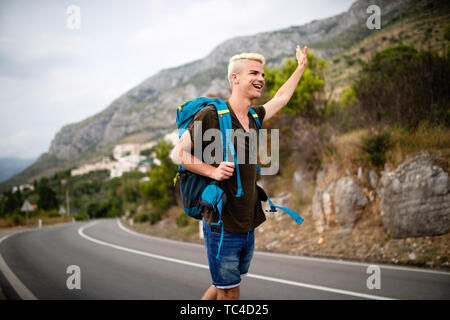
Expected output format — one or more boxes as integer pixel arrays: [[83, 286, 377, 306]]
[[172, 45, 308, 300]]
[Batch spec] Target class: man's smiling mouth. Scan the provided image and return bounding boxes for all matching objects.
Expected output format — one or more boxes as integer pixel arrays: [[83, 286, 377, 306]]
[[253, 84, 263, 89]]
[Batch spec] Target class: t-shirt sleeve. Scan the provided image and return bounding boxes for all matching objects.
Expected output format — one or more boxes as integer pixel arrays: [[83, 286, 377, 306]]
[[252, 105, 266, 124], [187, 105, 219, 146]]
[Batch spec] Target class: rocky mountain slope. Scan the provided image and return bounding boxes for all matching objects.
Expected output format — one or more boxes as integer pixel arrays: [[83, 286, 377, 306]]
[[0, 0, 413, 191]]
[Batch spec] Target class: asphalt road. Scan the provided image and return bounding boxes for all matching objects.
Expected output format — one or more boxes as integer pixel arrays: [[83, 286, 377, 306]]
[[0, 219, 449, 300]]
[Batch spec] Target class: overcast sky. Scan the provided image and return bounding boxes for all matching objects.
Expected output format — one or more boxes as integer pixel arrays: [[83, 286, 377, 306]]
[[0, 0, 355, 160]]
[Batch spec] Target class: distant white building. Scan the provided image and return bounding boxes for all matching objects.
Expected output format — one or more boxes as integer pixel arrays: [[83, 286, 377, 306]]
[[12, 184, 35, 193], [113, 142, 157, 160], [70, 140, 159, 179], [71, 157, 114, 176], [113, 143, 140, 160], [163, 130, 179, 147], [110, 154, 147, 178]]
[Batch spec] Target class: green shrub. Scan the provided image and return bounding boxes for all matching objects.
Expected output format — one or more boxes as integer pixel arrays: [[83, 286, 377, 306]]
[[354, 45, 450, 128], [140, 140, 177, 210], [73, 212, 90, 221], [10, 213, 24, 226], [148, 209, 162, 225], [134, 212, 149, 223], [361, 131, 391, 168], [176, 213, 189, 228], [42, 209, 60, 218], [263, 51, 326, 118]]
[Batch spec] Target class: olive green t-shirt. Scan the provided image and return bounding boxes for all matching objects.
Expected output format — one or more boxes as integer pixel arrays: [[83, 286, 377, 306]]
[[188, 101, 266, 233]]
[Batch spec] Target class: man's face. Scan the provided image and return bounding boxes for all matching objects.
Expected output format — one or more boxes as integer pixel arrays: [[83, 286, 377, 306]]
[[233, 60, 265, 99]]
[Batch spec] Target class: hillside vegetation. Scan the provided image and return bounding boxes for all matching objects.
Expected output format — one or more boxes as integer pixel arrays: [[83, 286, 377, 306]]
[[1, 0, 449, 269]]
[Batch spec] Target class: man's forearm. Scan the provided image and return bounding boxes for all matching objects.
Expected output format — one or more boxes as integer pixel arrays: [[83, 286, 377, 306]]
[[275, 66, 304, 103], [264, 45, 308, 121], [179, 153, 215, 179], [264, 66, 304, 120]]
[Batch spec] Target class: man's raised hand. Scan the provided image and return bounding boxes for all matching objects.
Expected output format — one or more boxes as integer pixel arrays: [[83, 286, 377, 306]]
[[296, 44, 308, 73]]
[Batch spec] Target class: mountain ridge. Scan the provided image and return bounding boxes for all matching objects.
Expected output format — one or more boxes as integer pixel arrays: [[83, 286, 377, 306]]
[[0, 0, 413, 192]]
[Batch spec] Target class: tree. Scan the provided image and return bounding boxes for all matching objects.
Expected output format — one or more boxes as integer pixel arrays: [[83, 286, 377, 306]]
[[2, 190, 20, 215], [263, 51, 327, 118], [140, 140, 178, 209], [353, 45, 450, 128], [37, 182, 59, 211], [445, 23, 450, 59], [122, 178, 141, 203]]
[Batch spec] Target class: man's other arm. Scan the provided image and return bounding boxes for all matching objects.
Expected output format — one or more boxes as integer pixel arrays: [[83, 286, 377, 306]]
[[170, 130, 235, 181]]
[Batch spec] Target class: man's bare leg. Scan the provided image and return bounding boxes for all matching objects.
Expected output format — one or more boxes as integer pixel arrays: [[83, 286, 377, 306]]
[[217, 286, 240, 300], [201, 285, 217, 300]]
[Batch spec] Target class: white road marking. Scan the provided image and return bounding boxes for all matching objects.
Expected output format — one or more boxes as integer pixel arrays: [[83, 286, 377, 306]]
[[80, 220, 396, 300], [0, 233, 38, 300], [79, 221, 209, 271], [255, 249, 450, 276], [118, 218, 450, 276], [117, 219, 203, 248]]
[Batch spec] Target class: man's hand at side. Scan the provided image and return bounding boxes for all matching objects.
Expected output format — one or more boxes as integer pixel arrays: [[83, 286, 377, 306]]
[[211, 162, 235, 181], [171, 130, 235, 181]]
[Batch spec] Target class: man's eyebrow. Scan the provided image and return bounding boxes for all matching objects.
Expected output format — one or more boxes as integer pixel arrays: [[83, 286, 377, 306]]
[[249, 69, 265, 76]]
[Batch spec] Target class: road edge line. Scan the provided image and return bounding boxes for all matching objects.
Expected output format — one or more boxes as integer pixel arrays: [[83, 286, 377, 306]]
[[80, 220, 396, 300], [117, 218, 449, 276], [116, 218, 203, 248], [0, 233, 38, 300]]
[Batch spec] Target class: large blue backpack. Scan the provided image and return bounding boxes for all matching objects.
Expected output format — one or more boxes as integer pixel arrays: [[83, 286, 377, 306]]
[[175, 97, 303, 259]]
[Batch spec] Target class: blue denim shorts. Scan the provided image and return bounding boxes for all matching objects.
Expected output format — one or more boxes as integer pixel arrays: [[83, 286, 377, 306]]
[[202, 218, 255, 289]]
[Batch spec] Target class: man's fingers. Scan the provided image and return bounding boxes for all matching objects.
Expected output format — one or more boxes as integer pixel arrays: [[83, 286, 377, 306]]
[[222, 161, 235, 168], [218, 170, 233, 180], [221, 168, 234, 175], [222, 165, 235, 173], [216, 162, 235, 179]]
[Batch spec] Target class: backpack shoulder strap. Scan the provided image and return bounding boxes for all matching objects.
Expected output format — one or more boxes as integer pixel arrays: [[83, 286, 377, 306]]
[[249, 107, 262, 130], [249, 107, 263, 175], [214, 99, 243, 198]]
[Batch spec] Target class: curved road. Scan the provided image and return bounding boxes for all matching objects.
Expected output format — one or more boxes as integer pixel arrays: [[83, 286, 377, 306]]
[[0, 219, 449, 300]]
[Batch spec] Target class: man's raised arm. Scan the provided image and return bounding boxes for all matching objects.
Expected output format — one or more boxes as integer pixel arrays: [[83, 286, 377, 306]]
[[263, 45, 308, 121]]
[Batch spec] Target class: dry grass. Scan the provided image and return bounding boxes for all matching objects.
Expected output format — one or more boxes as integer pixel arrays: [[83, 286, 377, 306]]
[[123, 123, 450, 271], [385, 124, 450, 171], [255, 197, 450, 270], [331, 129, 367, 162], [0, 216, 75, 230]]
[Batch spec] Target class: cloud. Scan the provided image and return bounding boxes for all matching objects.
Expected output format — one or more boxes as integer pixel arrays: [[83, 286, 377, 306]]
[[0, 32, 91, 78], [0, 0, 355, 159]]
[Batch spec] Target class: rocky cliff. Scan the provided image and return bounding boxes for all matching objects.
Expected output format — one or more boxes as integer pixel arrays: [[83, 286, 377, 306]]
[[48, 0, 410, 161], [0, 0, 412, 191]]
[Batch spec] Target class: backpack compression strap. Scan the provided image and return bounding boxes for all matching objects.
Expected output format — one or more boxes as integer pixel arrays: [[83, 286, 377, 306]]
[[215, 100, 244, 198], [266, 197, 304, 225], [258, 185, 304, 225], [201, 182, 226, 260]]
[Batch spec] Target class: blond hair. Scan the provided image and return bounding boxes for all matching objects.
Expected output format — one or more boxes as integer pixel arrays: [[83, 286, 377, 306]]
[[227, 53, 266, 88]]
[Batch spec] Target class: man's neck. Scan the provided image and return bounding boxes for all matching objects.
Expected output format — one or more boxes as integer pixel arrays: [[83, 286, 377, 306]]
[[228, 94, 253, 117]]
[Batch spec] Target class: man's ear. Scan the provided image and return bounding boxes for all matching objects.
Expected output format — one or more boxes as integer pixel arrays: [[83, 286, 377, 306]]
[[232, 73, 239, 85]]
